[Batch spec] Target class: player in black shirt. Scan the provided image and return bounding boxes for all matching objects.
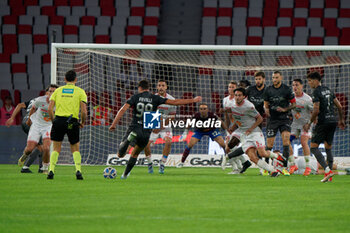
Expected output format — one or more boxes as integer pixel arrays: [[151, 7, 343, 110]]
[[247, 71, 266, 118], [109, 80, 201, 179], [264, 71, 296, 173], [304, 72, 345, 182]]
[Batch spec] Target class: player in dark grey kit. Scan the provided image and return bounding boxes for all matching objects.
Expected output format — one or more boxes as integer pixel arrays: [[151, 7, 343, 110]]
[[264, 71, 296, 175], [304, 72, 345, 182], [109, 80, 201, 179], [6, 97, 43, 173]]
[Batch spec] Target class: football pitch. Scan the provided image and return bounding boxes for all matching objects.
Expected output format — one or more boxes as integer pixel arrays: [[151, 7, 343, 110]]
[[0, 165, 349, 233]]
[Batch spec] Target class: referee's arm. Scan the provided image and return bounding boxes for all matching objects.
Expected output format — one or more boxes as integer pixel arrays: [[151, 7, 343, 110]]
[[80, 101, 87, 128]]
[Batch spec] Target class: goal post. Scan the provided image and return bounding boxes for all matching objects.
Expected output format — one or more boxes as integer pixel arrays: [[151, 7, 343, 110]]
[[51, 44, 350, 165]]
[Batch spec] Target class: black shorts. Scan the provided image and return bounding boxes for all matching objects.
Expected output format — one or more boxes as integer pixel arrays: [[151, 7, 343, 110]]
[[311, 122, 337, 145], [122, 126, 151, 149], [51, 116, 80, 145], [266, 119, 291, 138]]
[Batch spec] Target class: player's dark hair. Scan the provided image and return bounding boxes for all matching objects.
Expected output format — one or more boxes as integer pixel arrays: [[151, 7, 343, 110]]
[[45, 84, 59, 92], [239, 79, 251, 87], [229, 81, 237, 86], [198, 103, 208, 107], [307, 72, 322, 81], [273, 70, 282, 76], [234, 87, 247, 96], [254, 71, 265, 78], [293, 78, 303, 84], [138, 79, 150, 90], [65, 70, 77, 82], [158, 79, 167, 84]]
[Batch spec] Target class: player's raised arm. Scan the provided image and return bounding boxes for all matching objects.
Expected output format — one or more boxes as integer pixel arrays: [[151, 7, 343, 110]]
[[165, 96, 202, 105], [5, 102, 26, 127], [109, 103, 130, 131], [334, 97, 345, 129]]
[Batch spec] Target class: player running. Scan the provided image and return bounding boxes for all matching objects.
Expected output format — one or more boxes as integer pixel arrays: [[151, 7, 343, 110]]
[[18, 85, 58, 174], [304, 72, 345, 182], [144, 80, 176, 174], [109, 80, 201, 179], [222, 88, 283, 177], [222, 81, 251, 174], [288, 79, 313, 175], [177, 103, 227, 168], [6, 97, 43, 173], [264, 71, 296, 175]]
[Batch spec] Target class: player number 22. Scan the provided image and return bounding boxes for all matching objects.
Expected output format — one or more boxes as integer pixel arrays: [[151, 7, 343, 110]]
[[136, 103, 153, 117]]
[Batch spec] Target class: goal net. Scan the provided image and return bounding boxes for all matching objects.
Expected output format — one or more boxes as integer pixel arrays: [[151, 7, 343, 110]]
[[51, 44, 350, 166]]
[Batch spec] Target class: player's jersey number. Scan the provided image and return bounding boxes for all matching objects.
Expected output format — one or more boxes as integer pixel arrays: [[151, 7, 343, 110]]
[[136, 103, 153, 117]]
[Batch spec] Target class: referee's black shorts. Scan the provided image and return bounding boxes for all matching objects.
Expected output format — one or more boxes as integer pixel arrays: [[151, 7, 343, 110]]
[[51, 116, 80, 145]]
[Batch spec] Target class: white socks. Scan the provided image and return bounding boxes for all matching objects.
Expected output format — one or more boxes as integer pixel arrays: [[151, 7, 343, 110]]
[[257, 159, 274, 172]]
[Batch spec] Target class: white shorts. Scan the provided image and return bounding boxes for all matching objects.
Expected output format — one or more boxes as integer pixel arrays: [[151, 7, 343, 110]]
[[27, 124, 51, 143], [239, 129, 266, 153], [149, 128, 173, 143], [291, 124, 311, 138], [230, 128, 244, 141], [294, 157, 318, 175]]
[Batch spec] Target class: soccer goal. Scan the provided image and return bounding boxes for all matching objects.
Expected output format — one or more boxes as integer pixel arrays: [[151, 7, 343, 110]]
[[51, 44, 350, 165]]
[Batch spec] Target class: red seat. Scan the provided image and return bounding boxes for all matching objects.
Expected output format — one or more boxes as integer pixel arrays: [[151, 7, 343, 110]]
[[326, 56, 341, 64], [0, 54, 11, 63], [147, 0, 161, 7], [309, 8, 323, 18], [33, 35, 48, 44], [87, 91, 98, 106], [295, 0, 309, 8], [95, 35, 110, 44], [198, 68, 213, 75], [3, 15, 18, 24], [74, 63, 89, 73], [143, 36, 157, 44], [247, 36, 262, 45], [217, 27, 232, 36], [306, 51, 321, 58], [125, 91, 133, 100], [12, 63, 27, 73], [1, 90, 11, 103], [100, 0, 114, 7], [180, 92, 194, 116], [144, 17, 159, 25], [277, 56, 293, 66], [279, 8, 293, 17], [308, 67, 324, 76], [70, 0, 84, 6], [18, 25, 32, 34], [131, 7, 145, 17], [265, 0, 278, 8], [326, 27, 340, 37], [9, 0, 22, 7], [101, 7, 116, 16], [218, 8, 232, 17], [211, 92, 221, 115], [63, 25, 78, 35], [23, 0, 38, 6], [308, 37, 323, 45], [339, 9, 350, 18], [54, 0, 68, 6], [323, 18, 337, 29], [203, 8, 217, 17], [127, 26, 142, 35], [262, 17, 276, 27], [292, 18, 306, 27], [2, 35, 18, 54], [200, 50, 215, 56], [339, 37, 350, 45], [325, 0, 339, 8], [279, 27, 294, 36], [81, 16, 96, 26], [42, 54, 51, 64], [234, 0, 248, 7], [50, 16, 65, 25], [263, 7, 278, 18], [100, 91, 111, 107], [12, 6, 26, 16], [246, 17, 261, 27], [41, 6, 56, 17], [341, 28, 350, 37], [113, 92, 122, 115]]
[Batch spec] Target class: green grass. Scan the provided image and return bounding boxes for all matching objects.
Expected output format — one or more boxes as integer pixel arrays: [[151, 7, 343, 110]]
[[0, 165, 349, 233]]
